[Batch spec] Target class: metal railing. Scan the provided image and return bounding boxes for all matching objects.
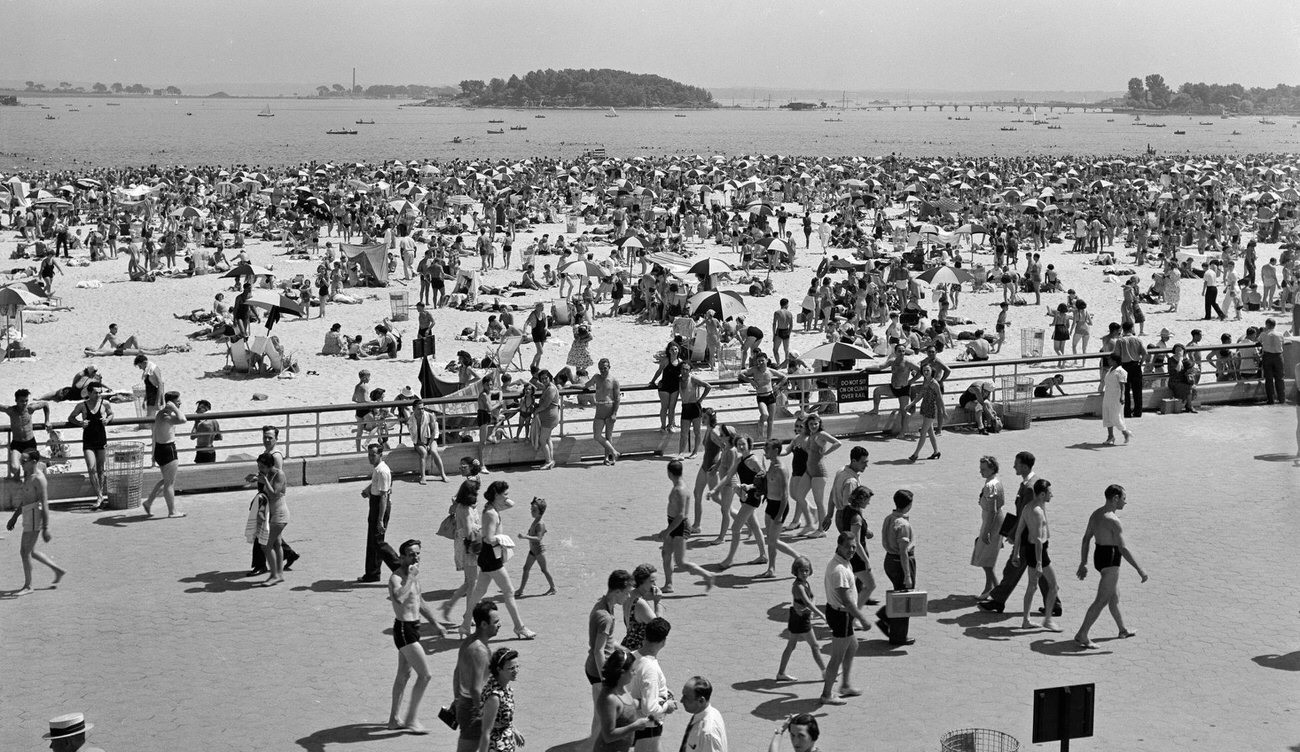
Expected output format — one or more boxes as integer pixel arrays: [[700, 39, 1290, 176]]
[[3, 342, 1274, 471]]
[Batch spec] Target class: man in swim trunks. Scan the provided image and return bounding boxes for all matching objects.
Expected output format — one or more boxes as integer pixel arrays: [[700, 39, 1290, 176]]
[[677, 361, 712, 459], [450, 600, 500, 751], [659, 460, 714, 594], [353, 370, 372, 451], [143, 390, 186, 518], [584, 358, 621, 465], [134, 354, 165, 418], [1010, 478, 1060, 632], [2, 389, 51, 486], [387, 539, 445, 734], [758, 439, 801, 580], [869, 343, 920, 436], [5, 448, 66, 595], [1073, 484, 1148, 648], [97, 323, 141, 355], [772, 298, 795, 365]]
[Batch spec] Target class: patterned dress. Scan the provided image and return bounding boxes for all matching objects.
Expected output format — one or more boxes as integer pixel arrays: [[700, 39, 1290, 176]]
[[481, 677, 516, 752]]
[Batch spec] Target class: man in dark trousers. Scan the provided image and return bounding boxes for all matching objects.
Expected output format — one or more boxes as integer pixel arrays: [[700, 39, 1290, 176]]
[[874, 489, 917, 647], [358, 443, 398, 582], [978, 451, 1063, 616], [1113, 322, 1147, 418]]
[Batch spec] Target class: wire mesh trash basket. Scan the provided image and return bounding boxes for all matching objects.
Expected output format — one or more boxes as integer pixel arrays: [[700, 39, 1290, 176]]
[[104, 442, 146, 510], [998, 375, 1035, 430], [388, 289, 410, 321], [940, 728, 1019, 752], [1020, 328, 1045, 358]]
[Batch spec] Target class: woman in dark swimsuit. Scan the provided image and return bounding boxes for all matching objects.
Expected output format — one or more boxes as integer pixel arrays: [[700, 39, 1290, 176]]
[[648, 342, 683, 433], [783, 416, 815, 533], [462, 480, 536, 640], [67, 382, 112, 509], [718, 436, 768, 569], [525, 302, 548, 370]]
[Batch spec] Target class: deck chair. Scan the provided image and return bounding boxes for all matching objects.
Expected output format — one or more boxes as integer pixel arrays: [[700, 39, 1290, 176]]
[[550, 299, 574, 326], [248, 335, 273, 373], [264, 345, 285, 374], [492, 334, 526, 372], [228, 338, 250, 373], [672, 316, 694, 341], [687, 326, 709, 364]]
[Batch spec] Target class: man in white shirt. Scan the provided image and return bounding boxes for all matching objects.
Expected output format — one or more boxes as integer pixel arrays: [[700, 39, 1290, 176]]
[[678, 676, 727, 752], [1201, 261, 1225, 321], [359, 443, 395, 582], [818, 532, 873, 706], [630, 617, 678, 752]]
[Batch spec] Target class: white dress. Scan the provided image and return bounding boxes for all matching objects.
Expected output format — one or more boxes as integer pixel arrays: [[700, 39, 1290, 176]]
[[1101, 366, 1128, 431]]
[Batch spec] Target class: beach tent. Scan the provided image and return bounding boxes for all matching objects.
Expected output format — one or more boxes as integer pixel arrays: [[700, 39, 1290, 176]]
[[341, 243, 390, 286], [453, 270, 479, 304]]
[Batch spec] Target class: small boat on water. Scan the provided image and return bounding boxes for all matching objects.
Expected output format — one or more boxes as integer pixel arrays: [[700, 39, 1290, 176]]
[[510, 125, 527, 131], [605, 107, 618, 118], [186, 112, 192, 116], [355, 119, 375, 125], [45, 114, 56, 120], [486, 128, 504, 134], [106, 102, 120, 106], [953, 116, 969, 121], [999, 127, 1016, 131], [257, 105, 274, 118], [674, 114, 686, 118], [1032, 119, 1048, 125], [1231, 130, 1242, 135], [823, 118, 842, 122], [1259, 118, 1276, 125], [488, 119, 504, 123], [326, 128, 358, 135], [451, 136, 463, 143], [1106, 118, 1115, 122], [534, 114, 546, 119], [1047, 125, 1062, 130], [1198, 121, 1214, 126], [1146, 123, 1166, 128], [1173, 130, 1186, 135]]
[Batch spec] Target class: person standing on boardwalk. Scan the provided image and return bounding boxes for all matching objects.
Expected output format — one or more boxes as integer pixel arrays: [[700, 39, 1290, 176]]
[[358, 443, 396, 583], [817, 532, 873, 706], [143, 391, 186, 518], [630, 617, 678, 752], [1258, 318, 1287, 405], [587, 570, 635, 735], [134, 354, 165, 418], [5, 449, 66, 596], [1011, 479, 1062, 633], [1074, 485, 1148, 648], [585, 358, 622, 465], [451, 601, 500, 752], [979, 451, 1062, 616], [757, 440, 801, 580], [873, 489, 918, 647], [679, 676, 728, 752], [1113, 322, 1147, 418], [660, 460, 715, 593], [822, 445, 869, 531], [387, 539, 444, 735]]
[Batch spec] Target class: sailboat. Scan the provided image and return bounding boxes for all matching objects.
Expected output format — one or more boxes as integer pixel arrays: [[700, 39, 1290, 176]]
[[257, 104, 274, 118], [605, 107, 618, 118]]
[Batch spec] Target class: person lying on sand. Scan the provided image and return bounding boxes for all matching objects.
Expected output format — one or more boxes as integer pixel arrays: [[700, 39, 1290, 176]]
[[86, 324, 191, 357]]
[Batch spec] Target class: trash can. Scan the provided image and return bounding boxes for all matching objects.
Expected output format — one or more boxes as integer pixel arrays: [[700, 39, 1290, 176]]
[[1020, 328, 1045, 358], [388, 289, 409, 321], [132, 385, 149, 418], [940, 728, 1019, 752], [998, 375, 1035, 430], [103, 442, 147, 510]]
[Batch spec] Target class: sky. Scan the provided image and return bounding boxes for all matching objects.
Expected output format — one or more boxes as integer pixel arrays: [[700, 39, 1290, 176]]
[[3, 0, 1298, 95]]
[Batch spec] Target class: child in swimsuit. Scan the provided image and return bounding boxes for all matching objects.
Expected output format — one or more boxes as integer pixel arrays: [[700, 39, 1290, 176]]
[[513, 497, 555, 597], [776, 555, 826, 682]]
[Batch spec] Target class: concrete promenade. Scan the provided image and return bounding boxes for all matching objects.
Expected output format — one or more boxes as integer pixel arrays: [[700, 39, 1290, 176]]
[[1, 406, 1297, 752]]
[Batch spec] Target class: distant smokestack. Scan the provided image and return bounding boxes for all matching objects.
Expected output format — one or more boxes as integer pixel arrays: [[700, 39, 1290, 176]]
[[352, 68, 356, 95]]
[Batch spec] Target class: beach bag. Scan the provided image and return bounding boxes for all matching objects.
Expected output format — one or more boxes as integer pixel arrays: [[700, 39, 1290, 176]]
[[46, 430, 70, 463], [492, 535, 516, 564], [244, 493, 269, 546], [436, 505, 457, 540]]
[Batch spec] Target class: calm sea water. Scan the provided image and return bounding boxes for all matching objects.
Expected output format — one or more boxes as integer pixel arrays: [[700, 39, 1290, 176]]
[[3, 96, 1298, 171]]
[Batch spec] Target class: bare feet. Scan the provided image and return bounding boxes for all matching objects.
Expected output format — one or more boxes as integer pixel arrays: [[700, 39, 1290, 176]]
[[1021, 619, 1039, 629], [1118, 629, 1137, 639], [387, 720, 405, 731], [13, 586, 33, 597], [142, 501, 154, 517], [168, 512, 187, 519], [52, 568, 67, 586], [542, 588, 556, 596], [1074, 636, 1097, 649], [404, 722, 429, 735], [660, 584, 675, 594]]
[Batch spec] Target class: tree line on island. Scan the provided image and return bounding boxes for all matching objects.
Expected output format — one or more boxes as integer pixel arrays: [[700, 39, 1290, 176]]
[[1124, 74, 1298, 114], [453, 68, 716, 108], [24, 81, 183, 96]]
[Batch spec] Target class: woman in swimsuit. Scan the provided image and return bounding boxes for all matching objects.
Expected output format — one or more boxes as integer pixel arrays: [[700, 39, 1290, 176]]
[[783, 416, 815, 534], [718, 435, 769, 569], [621, 563, 661, 651], [1047, 303, 1071, 367], [532, 370, 560, 470], [740, 352, 788, 439], [648, 342, 683, 433], [254, 452, 289, 587], [525, 302, 548, 370], [463, 480, 536, 640], [593, 648, 664, 752], [803, 413, 841, 536], [67, 382, 113, 509]]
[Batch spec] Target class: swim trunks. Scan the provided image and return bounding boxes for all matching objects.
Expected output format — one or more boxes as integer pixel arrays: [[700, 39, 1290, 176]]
[[666, 517, 686, 538], [393, 619, 421, 649], [826, 605, 854, 638], [891, 384, 911, 399], [764, 496, 789, 524], [594, 403, 616, 422], [755, 392, 776, 406], [1021, 539, 1050, 569], [1093, 544, 1123, 570], [153, 441, 178, 466], [681, 402, 701, 422], [10, 437, 38, 453]]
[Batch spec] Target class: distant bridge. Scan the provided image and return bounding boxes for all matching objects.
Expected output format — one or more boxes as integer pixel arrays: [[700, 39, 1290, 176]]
[[860, 102, 1113, 113]]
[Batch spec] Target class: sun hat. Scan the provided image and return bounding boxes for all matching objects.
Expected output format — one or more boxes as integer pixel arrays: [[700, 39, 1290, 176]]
[[43, 712, 93, 739], [399, 386, 416, 398]]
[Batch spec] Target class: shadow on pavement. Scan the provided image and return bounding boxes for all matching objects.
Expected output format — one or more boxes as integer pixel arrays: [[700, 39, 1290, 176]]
[[179, 570, 260, 593], [291, 578, 385, 593], [855, 637, 911, 656], [92, 513, 154, 528], [927, 593, 979, 614], [1065, 442, 1110, 451], [731, 678, 825, 721], [1030, 638, 1112, 657], [1253, 453, 1299, 463], [544, 738, 591, 752], [1252, 651, 1300, 671], [296, 722, 406, 752], [872, 458, 920, 466]]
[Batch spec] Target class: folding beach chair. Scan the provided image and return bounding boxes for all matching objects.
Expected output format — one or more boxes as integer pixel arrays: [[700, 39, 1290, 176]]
[[672, 316, 694, 341], [492, 334, 526, 372], [264, 345, 285, 374], [687, 327, 709, 364], [550, 299, 574, 326]]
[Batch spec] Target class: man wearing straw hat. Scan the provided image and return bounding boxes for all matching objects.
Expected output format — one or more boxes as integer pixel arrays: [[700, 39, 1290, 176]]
[[42, 711, 103, 751]]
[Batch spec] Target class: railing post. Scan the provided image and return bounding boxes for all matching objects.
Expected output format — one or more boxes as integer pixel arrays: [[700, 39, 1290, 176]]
[[314, 410, 321, 458], [558, 394, 567, 438]]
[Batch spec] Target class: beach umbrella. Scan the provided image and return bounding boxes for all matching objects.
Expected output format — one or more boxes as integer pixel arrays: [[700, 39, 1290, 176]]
[[171, 206, 207, 220], [687, 257, 735, 277], [558, 259, 610, 278], [243, 289, 305, 332], [616, 236, 646, 251], [688, 290, 747, 320], [74, 178, 102, 190], [759, 236, 791, 254], [913, 266, 975, 287], [220, 263, 274, 280], [446, 194, 475, 206], [801, 342, 876, 363]]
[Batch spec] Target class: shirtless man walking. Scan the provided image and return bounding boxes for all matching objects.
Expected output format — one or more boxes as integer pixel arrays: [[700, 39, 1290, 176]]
[[5, 449, 66, 595], [143, 391, 187, 518], [1074, 484, 1149, 648], [1011, 478, 1061, 632], [450, 600, 500, 752], [585, 359, 621, 464], [660, 460, 714, 594], [772, 298, 795, 364], [387, 539, 445, 734]]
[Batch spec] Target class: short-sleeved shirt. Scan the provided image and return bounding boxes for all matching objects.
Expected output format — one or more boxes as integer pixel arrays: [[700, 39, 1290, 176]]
[[369, 461, 392, 495], [584, 598, 617, 680], [1259, 330, 1284, 354], [881, 510, 914, 556], [823, 554, 855, 611]]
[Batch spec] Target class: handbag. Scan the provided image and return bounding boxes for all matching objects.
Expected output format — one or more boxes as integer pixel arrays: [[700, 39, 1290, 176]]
[[998, 512, 1018, 539], [885, 589, 928, 619], [436, 509, 457, 540]]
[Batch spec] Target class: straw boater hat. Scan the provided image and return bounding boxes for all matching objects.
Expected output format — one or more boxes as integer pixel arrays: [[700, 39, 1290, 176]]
[[43, 712, 93, 739]]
